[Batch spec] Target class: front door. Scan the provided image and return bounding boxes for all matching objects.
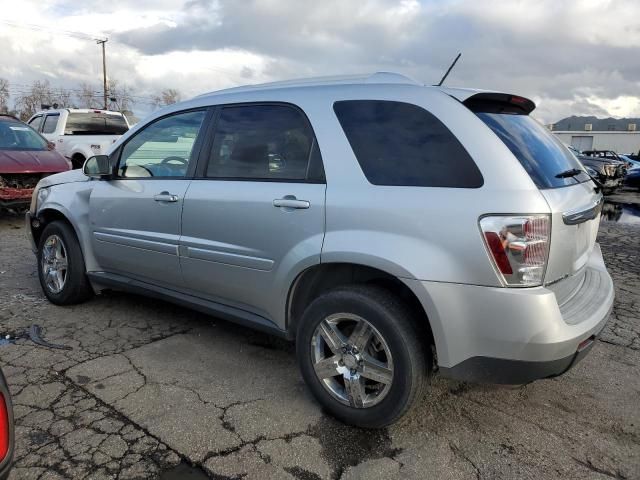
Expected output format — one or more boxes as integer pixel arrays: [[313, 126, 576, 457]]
[[89, 109, 209, 288], [180, 104, 326, 325]]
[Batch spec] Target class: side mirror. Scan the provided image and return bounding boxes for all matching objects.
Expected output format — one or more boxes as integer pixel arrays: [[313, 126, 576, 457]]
[[82, 155, 112, 179]]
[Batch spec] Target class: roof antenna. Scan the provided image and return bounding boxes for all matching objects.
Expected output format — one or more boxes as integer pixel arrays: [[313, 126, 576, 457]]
[[435, 53, 462, 87]]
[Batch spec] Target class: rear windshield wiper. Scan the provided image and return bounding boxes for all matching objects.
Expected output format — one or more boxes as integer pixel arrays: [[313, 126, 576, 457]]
[[555, 168, 584, 178]]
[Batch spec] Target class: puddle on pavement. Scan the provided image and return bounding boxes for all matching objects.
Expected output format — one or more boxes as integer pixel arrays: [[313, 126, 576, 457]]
[[601, 201, 640, 224], [159, 461, 209, 480], [311, 416, 401, 475]]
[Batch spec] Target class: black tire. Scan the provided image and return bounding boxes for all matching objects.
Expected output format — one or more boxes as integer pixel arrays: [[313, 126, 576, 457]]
[[37, 220, 93, 305], [296, 284, 429, 428], [71, 154, 85, 170]]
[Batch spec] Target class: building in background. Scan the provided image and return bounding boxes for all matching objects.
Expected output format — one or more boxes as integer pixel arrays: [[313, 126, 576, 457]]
[[549, 116, 640, 154]]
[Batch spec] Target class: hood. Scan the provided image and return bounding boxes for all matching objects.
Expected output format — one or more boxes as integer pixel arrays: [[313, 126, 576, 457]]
[[0, 149, 70, 174], [37, 168, 89, 189]]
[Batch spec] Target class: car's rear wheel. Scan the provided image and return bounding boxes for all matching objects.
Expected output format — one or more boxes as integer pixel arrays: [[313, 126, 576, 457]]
[[71, 154, 86, 170], [37, 221, 93, 305], [296, 285, 428, 428]]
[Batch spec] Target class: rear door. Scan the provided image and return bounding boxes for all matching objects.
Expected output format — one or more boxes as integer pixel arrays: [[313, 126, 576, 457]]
[[474, 106, 600, 283], [89, 108, 209, 288], [40, 113, 60, 141], [179, 103, 326, 324]]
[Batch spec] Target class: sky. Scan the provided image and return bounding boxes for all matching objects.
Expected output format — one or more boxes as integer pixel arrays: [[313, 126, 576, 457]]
[[1, 0, 639, 123]]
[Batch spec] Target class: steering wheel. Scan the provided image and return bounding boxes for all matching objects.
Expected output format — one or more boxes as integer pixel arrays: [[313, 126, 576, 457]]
[[161, 156, 188, 166]]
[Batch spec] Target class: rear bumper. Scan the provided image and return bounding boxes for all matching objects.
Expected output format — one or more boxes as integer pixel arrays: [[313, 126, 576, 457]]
[[406, 243, 614, 384], [439, 327, 601, 384]]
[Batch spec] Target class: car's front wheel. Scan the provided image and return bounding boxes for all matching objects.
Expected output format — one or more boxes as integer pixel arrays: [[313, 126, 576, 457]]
[[296, 285, 428, 428], [37, 221, 93, 305]]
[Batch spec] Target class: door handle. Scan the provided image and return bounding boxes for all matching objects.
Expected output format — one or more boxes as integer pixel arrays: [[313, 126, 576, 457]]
[[154, 192, 179, 203], [273, 197, 310, 209]]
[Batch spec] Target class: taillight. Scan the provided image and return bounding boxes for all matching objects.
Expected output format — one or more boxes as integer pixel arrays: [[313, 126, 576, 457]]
[[480, 215, 550, 287], [0, 393, 8, 461]]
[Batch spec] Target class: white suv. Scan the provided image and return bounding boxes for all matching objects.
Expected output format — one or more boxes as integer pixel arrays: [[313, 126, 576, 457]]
[[26, 73, 614, 427], [27, 109, 129, 169]]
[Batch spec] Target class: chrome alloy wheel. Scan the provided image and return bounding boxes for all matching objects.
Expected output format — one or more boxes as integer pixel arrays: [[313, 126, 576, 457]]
[[41, 234, 68, 294], [311, 313, 394, 408]]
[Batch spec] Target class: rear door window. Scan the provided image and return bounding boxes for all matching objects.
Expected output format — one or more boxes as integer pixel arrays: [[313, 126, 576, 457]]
[[42, 114, 59, 134], [333, 100, 483, 187], [206, 104, 321, 181], [65, 113, 129, 135], [476, 113, 590, 188]]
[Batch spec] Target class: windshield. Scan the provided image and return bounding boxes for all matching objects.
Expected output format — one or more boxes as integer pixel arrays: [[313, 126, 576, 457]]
[[477, 113, 590, 188], [0, 120, 48, 151], [65, 112, 129, 135]]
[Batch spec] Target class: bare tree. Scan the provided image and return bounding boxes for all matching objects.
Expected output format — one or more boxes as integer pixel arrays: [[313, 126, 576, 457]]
[[76, 82, 98, 109], [108, 79, 135, 112], [152, 88, 182, 107], [0, 78, 9, 113], [15, 80, 54, 120], [51, 87, 73, 109]]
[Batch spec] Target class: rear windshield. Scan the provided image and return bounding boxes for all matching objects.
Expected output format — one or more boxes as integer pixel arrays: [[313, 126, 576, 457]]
[[476, 113, 590, 188], [334, 100, 483, 188], [0, 120, 48, 151], [64, 113, 129, 135]]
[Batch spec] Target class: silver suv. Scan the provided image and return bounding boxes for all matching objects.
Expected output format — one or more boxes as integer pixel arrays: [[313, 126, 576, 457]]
[[26, 73, 614, 428]]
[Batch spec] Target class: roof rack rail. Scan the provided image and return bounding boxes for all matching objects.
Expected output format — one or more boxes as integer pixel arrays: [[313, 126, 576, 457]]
[[197, 72, 421, 97]]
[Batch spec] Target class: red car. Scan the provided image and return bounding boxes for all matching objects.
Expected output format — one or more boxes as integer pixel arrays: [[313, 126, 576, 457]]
[[0, 114, 70, 211]]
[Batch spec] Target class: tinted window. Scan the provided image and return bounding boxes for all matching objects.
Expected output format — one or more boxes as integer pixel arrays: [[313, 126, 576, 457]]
[[65, 112, 129, 135], [333, 100, 483, 187], [0, 120, 48, 151], [206, 105, 316, 181], [42, 114, 59, 134], [28, 115, 43, 131], [118, 110, 205, 178], [477, 113, 590, 188]]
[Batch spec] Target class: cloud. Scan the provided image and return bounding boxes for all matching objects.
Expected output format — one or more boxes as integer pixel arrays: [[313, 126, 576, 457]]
[[1, 0, 639, 122]]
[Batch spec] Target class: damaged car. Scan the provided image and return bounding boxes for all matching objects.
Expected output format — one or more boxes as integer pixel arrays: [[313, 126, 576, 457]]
[[0, 115, 70, 212]]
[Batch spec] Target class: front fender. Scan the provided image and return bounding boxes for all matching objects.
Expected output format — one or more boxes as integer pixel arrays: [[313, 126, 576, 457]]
[[36, 182, 99, 271]]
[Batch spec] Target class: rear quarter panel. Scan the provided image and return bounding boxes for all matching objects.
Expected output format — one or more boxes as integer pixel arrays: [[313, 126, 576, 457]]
[[301, 85, 551, 285]]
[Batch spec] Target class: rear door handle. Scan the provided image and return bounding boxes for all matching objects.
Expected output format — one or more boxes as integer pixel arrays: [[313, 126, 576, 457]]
[[154, 192, 179, 203], [273, 197, 310, 209]]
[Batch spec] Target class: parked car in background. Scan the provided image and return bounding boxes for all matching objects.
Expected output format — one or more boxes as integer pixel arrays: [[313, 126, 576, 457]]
[[0, 114, 71, 211], [27, 109, 130, 169], [625, 168, 640, 190], [582, 149, 632, 169], [26, 73, 613, 427], [0, 367, 14, 480], [576, 153, 626, 193], [618, 154, 640, 170]]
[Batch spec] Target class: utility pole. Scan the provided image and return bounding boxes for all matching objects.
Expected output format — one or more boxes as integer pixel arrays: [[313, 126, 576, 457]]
[[96, 38, 108, 110]]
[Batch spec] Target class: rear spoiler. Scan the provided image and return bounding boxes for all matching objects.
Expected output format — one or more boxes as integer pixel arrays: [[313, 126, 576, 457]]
[[462, 93, 536, 115]]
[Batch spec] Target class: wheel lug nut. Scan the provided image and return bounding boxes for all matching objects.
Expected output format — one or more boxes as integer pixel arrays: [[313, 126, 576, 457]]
[[342, 347, 347, 353], [338, 359, 344, 366]]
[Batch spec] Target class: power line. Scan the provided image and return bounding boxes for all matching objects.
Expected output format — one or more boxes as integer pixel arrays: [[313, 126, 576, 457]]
[[0, 20, 106, 41]]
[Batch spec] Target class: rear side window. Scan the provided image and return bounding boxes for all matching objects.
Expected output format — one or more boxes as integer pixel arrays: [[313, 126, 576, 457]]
[[65, 113, 129, 135], [206, 104, 319, 181], [333, 100, 483, 187], [42, 114, 59, 134], [476, 113, 590, 188]]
